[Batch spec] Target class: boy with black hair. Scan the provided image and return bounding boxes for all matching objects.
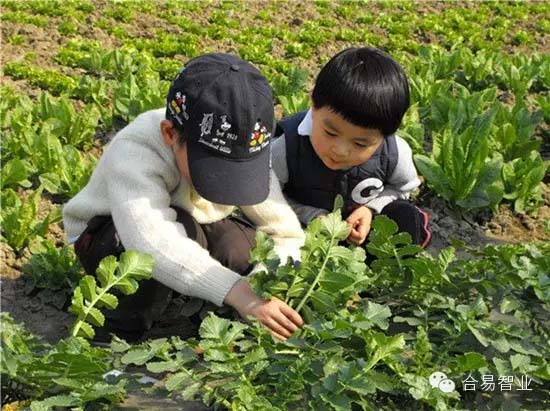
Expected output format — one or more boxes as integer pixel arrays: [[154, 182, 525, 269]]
[[63, 53, 305, 342], [272, 47, 431, 251]]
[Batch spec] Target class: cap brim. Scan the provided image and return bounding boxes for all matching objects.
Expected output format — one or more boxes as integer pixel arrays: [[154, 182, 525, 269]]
[[187, 142, 270, 206]]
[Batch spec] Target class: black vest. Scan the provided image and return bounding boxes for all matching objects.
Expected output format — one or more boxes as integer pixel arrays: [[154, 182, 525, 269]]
[[277, 111, 398, 218]]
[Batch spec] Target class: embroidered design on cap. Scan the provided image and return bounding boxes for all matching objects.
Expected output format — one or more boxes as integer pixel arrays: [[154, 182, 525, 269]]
[[249, 120, 271, 153], [212, 115, 232, 146], [199, 114, 235, 155], [199, 113, 214, 137], [169, 91, 190, 124]]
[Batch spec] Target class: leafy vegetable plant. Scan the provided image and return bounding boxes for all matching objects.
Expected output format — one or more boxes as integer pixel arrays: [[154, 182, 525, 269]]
[[278, 93, 309, 118], [414, 110, 504, 211], [117, 203, 548, 410], [0, 159, 32, 190], [37, 93, 100, 149], [70, 250, 154, 339], [1, 313, 126, 411], [491, 100, 543, 162], [501, 151, 547, 214], [2, 251, 155, 410], [22, 240, 83, 308], [0, 188, 61, 254]]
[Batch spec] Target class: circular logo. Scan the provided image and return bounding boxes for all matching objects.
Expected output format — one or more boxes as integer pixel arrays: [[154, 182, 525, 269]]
[[438, 378, 456, 393], [428, 371, 456, 393], [350, 178, 384, 204], [429, 371, 447, 388]]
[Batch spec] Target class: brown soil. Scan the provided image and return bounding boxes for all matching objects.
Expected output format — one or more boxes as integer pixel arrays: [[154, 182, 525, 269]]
[[418, 182, 550, 258], [485, 204, 550, 243], [0, 242, 20, 280], [0, 277, 74, 344]]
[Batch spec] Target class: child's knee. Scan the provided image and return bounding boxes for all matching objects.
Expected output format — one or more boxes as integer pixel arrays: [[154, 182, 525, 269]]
[[172, 206, 208, 248], [380, 201, 431, 247], [210, 230, 255, 275]]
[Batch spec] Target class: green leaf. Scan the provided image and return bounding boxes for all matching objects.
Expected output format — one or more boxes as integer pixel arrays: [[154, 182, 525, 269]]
[[1, 158, 31, 189], [181, 381, 202, 400], [121, 348, 156, 365], [165, 371, 190, 391], [345, 375, 376, 395], [320, 213, 350, 240], [80, 275, 98, 301], [86, 307, 105, 327], [510, 354, 530, 371], [199, 314, 231, 340], [96, 255, 118, 288], [110, 336, 131, 353], [319, 271, 357, 293], [147, 360, 181, 373], [75, 322, 95, 339], [30, 395, 79, 411], [310, 290, 337, 313], [363, 302, 392, 330], [370, 215, 399, 239], [455, 352, 488, 372], [467, 324, 489, 347], [70, 251, 153, 339], [414, 154, 452, 200], [98, 292, 118, 309], [319, 392, 351, 411], [117, 249, 155, 281], [333, 194, 344, 211]]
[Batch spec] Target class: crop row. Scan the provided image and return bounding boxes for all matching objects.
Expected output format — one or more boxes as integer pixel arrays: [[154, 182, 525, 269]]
[[2, 0, 548, 54], [2, 210, 549, 410]]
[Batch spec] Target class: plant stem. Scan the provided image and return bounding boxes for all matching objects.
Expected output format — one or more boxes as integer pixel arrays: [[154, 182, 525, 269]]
[[71, 272, 130, 337], [294, 230, 337, 313], [393, 248, 405, 278], [284, 247, 314, 305]]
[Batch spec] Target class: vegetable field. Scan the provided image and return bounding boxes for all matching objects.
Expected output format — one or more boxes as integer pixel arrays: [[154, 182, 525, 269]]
[[1, 1, 549, 411]]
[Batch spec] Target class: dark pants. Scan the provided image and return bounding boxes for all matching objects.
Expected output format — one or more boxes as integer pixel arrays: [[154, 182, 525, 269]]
[[364, 200, 431, 264], [74, 207, 256, 340]]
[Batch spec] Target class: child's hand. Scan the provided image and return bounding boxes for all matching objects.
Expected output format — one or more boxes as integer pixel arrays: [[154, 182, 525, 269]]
[[345, 206, 373, 246], [224, 280, 303, 340]]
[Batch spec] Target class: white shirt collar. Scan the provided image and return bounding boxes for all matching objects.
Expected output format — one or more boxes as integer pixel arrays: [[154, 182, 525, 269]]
[[297, 109, 313, 136]]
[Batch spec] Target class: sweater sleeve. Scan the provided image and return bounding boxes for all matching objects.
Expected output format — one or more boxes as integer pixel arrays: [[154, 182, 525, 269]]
[[104, 139, 241, 307], [364, 136, 422, 214], [271, 135, 329, 226], [241, 168, 306, 263]]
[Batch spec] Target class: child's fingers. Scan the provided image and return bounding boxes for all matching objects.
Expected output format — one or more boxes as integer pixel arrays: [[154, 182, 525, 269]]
[[263, 317, 292, 339], [357, 222, 370, 240], [271, 330, 288, 341], [279, 303, 304, 327], [346, 216, 359, 227], [347, 229, 362, 245], [273, 311, 299, 333]]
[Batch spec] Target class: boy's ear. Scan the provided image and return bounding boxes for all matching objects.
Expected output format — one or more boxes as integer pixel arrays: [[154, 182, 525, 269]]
[[160, 120, 179, 146]]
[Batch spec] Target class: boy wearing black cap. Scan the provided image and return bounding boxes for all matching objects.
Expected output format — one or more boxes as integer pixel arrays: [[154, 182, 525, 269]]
[[63, 53, 305, 342], [272, 47, 431, 252]]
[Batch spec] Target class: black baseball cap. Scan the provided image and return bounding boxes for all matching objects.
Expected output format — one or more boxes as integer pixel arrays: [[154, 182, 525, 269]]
[[166, 53, 274, 206]]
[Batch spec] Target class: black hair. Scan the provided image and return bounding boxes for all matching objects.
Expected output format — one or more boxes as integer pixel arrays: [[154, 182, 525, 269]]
[[174, 127, 186, 146], [311, 47, 410, 136], [165, 108, 187, 145]]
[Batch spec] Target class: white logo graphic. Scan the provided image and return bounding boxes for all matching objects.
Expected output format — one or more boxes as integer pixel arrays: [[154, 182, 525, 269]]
[[429, 371, 455, 393], [200, 113, 214, 137], [220, 115, 231, 132], [351, 178, 384, 204]]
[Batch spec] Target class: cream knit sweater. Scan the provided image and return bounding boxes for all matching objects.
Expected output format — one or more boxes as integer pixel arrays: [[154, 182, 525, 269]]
[[63, 109, 305, 306]]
